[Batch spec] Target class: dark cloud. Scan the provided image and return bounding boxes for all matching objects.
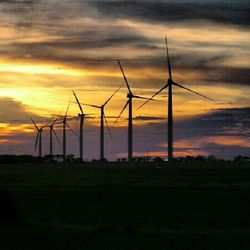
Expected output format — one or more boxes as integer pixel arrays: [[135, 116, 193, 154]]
[[0, 0, 248, 89], [205, 67, 250, 85], [2, 0, 249, 29], [9, 33, 150, 51], [0, 97, 45, 123], [131, 107, 250, 159], [0, 0, 36, 3], [90, 0, 250, 27], [169, 53, 250, 86], [4, 31, 248, 87], [175, 107, 250, 138], [133, 116, 166, 121]]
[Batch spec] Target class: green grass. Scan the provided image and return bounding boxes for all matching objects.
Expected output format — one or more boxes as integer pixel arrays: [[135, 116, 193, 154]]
[[1, 162, 250, 249]]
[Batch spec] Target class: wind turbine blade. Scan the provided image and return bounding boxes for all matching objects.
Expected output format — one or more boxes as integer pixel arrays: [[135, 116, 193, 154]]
[[113, 100, 129, 127], [34, 132, 39, 151], [117, 60, 132, 94], [132, 95, 162, 101], [173, 82, 214, 101], [31, 118, 39, 130], [165, 36, 172, 81], [79, 103, 100, 109], [103, 111, 112, 138], [52, 128, 61, 145], [103, 84, 122, 106], [132, 95, 150, 100], [64, 98, 71, 118], [65, 122, 78, 137], [137, 83, 169, 110], [72, 91, 84, 114], [48, 111, 64, 124], [50, 111, 63, 126], [133, 95, 163, 104], [52, 110, 63, 123], [41, 121, 50, 129], [52, 117, 58, 126], [55, 120, 63, 125]]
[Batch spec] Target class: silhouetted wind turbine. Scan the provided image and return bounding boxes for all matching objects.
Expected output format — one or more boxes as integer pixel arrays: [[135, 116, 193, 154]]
[[46, 117, 61, 157], [114, 60, 156, 162], [72, 91, 85, 162], [57, 99, 77, 160], [137, 37, 213, 162], [79, 86, 121, 160], [31, 118, 46, 157]]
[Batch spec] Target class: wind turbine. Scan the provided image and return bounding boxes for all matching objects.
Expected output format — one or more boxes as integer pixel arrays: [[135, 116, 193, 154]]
[[31, 118, 46, 157], [137, 37, 213, 162], [46, 117, 61, 157], [114, 60, 156, 162], [72, 91, 85, 162], [78, 86, 121, 161], [57, 99, 77, 160]]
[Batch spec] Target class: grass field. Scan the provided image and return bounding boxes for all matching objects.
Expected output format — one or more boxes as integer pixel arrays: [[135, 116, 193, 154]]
[[1, 161, 250, 249]]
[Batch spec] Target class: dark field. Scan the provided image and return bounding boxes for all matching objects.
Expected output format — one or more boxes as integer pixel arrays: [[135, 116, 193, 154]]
[[1, 162, 250, 249]]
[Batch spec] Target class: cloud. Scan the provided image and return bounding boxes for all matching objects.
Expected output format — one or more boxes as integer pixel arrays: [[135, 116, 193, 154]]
[[175, 107, 250, 137], [90, 1, 250, 27], [133, 115, 166, 121], [205, 67, 250, 85], [0, 0, 249, 90], [0, 0, 36, 3], [173, 136, 250, 159], [0, 97, 45, 123], [128, 107, 250, 159]]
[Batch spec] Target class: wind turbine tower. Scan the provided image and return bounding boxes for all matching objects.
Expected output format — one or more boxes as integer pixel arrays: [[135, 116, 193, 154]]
[[57, 100, 76, 160], [79, 86, 120, 160], [46, 117, 60, 157], [73, 91, 85, 162], [115, 61, 154, 162], [31, 118, 46, 157]]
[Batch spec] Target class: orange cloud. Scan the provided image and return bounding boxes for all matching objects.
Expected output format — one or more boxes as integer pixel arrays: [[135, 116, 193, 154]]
[[206, 136, 250, 148], [174, 136, 250, 151], [0, 123, 33, 136]]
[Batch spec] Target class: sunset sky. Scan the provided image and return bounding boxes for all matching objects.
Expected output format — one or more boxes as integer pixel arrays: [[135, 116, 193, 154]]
[[0, 0, 249, 160]]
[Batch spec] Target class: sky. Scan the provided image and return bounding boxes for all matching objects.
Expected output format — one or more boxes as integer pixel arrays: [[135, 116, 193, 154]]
[[0, 0, 250, 160]]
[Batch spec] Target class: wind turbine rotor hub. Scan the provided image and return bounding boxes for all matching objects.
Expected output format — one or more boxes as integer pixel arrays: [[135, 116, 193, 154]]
[[127, 93, 133, 98]]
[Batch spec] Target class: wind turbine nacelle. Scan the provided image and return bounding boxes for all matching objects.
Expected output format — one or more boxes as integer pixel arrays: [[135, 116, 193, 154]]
[[127, 93, 133, 98]]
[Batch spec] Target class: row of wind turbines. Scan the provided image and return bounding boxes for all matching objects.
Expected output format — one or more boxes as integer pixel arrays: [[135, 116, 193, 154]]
[[31, 37, 213, 162], [31, 86, 119, 162]]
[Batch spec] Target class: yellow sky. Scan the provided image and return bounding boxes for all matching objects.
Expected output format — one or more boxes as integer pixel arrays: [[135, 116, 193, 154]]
[[0, 58, 248, 125]]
